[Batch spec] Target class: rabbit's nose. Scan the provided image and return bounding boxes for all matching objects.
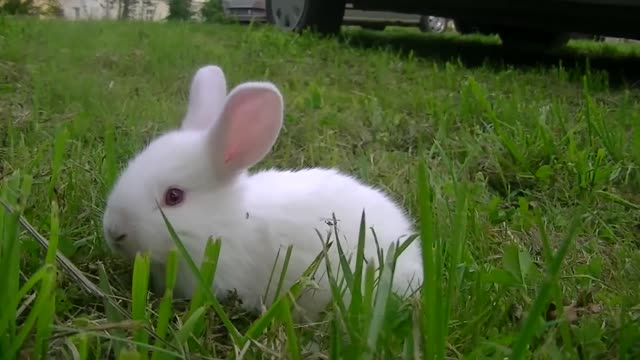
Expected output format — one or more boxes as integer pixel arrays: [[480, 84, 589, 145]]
[[107, 228, 127, 242], [103, 207, 129, 243]]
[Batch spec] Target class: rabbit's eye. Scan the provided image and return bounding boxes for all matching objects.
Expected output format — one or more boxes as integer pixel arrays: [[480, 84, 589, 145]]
[[164, 187, 184, 206]]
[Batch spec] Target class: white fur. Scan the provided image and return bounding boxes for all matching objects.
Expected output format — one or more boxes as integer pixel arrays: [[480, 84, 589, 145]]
[[103, 65, 423, 322]]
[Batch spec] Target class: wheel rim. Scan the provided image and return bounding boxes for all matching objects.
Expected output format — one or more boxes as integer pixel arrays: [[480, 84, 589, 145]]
[[269, 0, 306, 31], [427, 16, 446, 33]]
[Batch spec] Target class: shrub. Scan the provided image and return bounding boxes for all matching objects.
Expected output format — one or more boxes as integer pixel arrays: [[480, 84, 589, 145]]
[[166, 0, 192, 21], [200, 0, 227, 23]]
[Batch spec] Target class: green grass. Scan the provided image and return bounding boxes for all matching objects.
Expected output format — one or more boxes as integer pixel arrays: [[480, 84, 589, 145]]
[[2, 16, 640, 359]]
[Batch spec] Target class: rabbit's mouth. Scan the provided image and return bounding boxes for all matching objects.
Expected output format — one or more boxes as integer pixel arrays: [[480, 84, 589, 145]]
[[104, 238, 134, 259]]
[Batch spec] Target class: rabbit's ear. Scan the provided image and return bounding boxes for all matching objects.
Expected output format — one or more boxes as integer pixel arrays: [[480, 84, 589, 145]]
[[207, 81, 283, 176], [182, 65, 227, 131]]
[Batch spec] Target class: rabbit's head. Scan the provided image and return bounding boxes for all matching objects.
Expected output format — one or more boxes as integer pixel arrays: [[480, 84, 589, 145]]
[[102, 65, 284, 262]]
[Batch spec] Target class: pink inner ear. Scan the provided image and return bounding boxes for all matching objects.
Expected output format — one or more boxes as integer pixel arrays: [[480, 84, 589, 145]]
[[219, 88, 282, 170]]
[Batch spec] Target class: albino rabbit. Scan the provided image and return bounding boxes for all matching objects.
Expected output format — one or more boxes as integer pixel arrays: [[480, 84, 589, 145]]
[[102, 64, 423, 321]]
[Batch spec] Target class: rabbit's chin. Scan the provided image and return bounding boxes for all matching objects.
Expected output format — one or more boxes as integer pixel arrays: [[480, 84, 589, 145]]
[[107, 231, 178, 270]]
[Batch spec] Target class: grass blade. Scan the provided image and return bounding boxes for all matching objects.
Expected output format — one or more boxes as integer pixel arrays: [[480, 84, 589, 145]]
[[263, 246, 283, 305], [157, 206, 243, 345], [97, 262, 126, 356], [244, 248, 327, 340], [319, 229, 348, 319], [442, 181, 468, 349], [151, 249, 179, 360], [332, 213, 355, 293], [187, 237, 221, 318], [0, 173, 31, 352], [34, 275, 56, 359], [279, 297, 302, 360], [45, 200, 60, 265], [366, 242, 396, 356], [532, 208, 575, 355], [9, 265, 57, 358], [416, 160, 443, 360], [0, 198, 161, 350], [348, 210, 368, 330], [131, 253, 151, 358], [0, 202, 21, 350], [509, 210, 584, 359], [33, 200, 61, 359], [272, 244, 294, 304], [48, 126, 69, 201], [176, 306, 207, 344]]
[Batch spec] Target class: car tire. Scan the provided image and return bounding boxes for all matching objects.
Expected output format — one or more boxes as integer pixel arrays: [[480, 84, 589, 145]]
[[266, 0, 346, 35], [419, 15, 448, 33], [497, 28, 570, 51]]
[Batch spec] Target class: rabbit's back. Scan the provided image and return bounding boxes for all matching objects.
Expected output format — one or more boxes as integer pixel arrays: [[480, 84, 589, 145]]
[[244, 167, 422, 300], [247, 167, 413, 245]]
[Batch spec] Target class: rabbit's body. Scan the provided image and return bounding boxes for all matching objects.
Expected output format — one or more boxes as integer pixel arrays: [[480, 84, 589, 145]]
[[103, 65, 423, 322], [186, 167, 419, 316]]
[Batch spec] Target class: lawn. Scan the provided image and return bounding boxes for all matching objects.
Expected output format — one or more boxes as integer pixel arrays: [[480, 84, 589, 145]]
[[1, 16, 640, 359]]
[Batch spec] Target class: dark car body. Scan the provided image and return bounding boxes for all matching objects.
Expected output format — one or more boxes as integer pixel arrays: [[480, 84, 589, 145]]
[[265, 0, 640, 51], [348, 0, 640, 40]]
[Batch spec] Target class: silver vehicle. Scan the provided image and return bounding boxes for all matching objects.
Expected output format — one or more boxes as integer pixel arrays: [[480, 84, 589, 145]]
[[265, 0, 640, 50], [222, 0, 267, 23], [342, 3, 450, 33], [223, 0, 451, 33]]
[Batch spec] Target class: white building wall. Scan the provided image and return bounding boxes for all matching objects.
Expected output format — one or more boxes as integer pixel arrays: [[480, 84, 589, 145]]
[[58, 0, 205, 21]]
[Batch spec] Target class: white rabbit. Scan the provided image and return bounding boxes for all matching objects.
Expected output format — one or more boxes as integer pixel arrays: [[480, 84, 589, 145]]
[[102, 64, 423, 322]]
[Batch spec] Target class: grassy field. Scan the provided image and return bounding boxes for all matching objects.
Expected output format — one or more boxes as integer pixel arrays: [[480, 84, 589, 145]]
[[2, 16, 640, 359]]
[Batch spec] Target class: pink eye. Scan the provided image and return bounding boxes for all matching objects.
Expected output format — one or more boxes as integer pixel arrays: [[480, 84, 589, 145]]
[[164, 187, 184, 206]]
